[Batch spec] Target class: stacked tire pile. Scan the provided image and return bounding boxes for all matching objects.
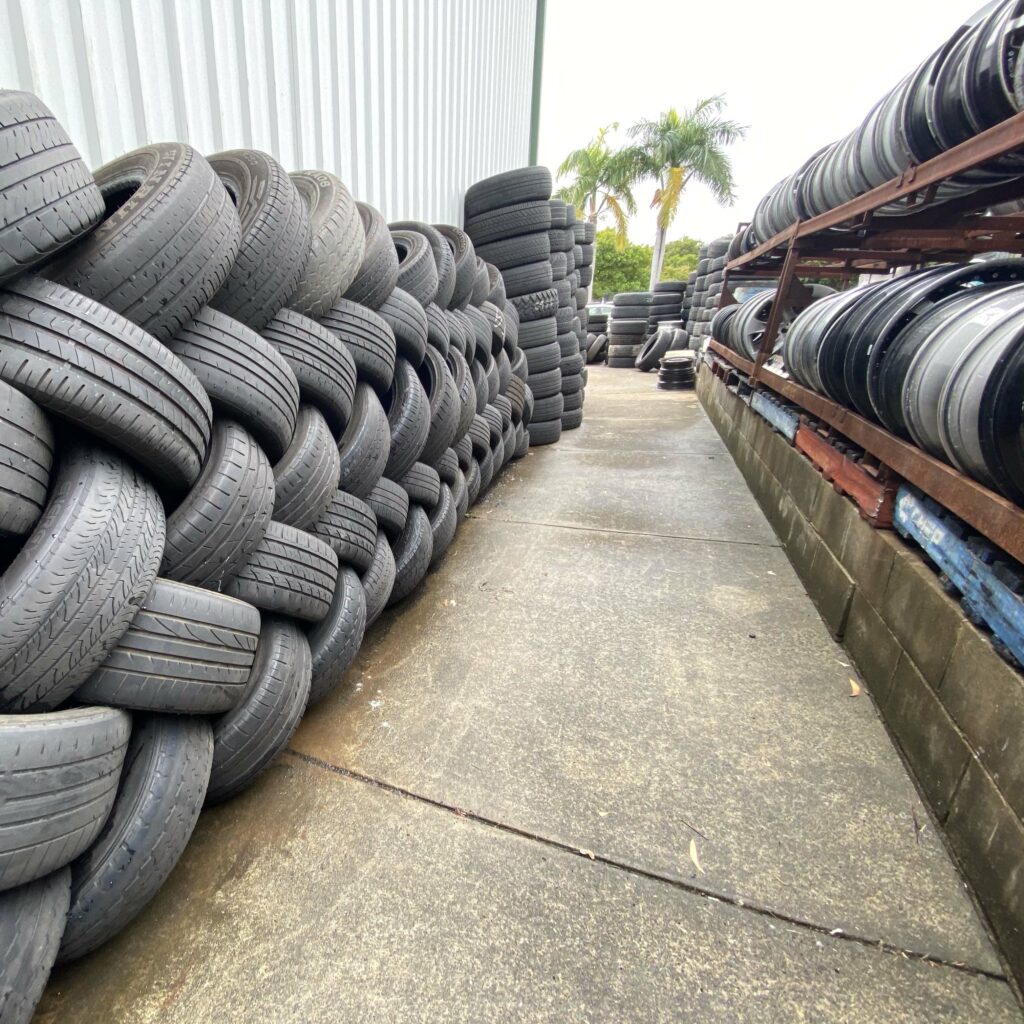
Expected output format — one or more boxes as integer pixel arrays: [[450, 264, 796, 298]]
[[0, 89, 534, 1024], [647, 279, 685, 335], [779, 257, 1024, 501], [585, 309, 608, 364], [684, 236, 731, 348], [606, 291, 653, 367], [740, 1, 1024, 253], [550, 200, 588, 431], [657, 353, 698, 390]]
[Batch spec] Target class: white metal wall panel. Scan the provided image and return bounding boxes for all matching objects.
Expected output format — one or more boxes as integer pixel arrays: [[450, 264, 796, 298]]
[[0, 0, 537, 225]]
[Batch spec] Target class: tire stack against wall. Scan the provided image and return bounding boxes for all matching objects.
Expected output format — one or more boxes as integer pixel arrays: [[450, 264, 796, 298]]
[[0, 89, 535, 1024], [552, 200, 587, 431], [606, 291, 653, 366]]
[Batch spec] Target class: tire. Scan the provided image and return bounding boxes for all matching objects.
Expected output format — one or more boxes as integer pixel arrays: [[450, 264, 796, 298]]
[[518, 316, 558, 348], [561, 407, 584, 430], [419, 345, 461, 465], [205, 617, 311, 804], [464, 166, 552, 218], [471, 359, 488, 414], [343, 202, 400, 310], [563, 389, 583, 412], [287, 170, 365, 318], [578, 264, 593, 287], [454, 434, 472, 471], [361, 529, 396, 626], [271, 406, 340, 530], [468, 414, 490, 459], [0, 446, 163, 712], [389, 221, 456, 309], [524, 341, 560, 374], [501, 260, 553, 299], [387, 504, 433, 605], [337, 383, 390, 498], [392, 229, 439, 306], [434, 224, 476, 310], [162, 420, 274, 588], [424, 302, 451, 356], [560, 352, 585, 375], [477, 445, 495, 492], [400, 462, 441, 508], [367, 477, 410, 539], [496, 349, 512, 394], [550, 251, 568, 282], [613, 304, 653, 319], [485, 356, 500, 403], [463, 200, 552, 245], [446, 308, 468, 356], [384, 358, 430, 480], [0, 276, 213, 489], [465, 458, 481, 505], [428, 484, 457, 568], [0, 91, 104, 282], [561, 373, 583, 395], [59, 714, 213, 961], [320, 296, 397, 395], [225, 521, 338, 624], [75, 581, 260, 714], [474, 232, 551, 271], [377, 287, 428, 366], [548, 227, 575, 253], [261, 309, 357, 433], [511, 287, 558, 322], [636, 330, 673, 371], [168, 306, 299, 464], [463, 305, 491, 363], [506, 374, 528, 423], [0, 868, 70, 1024], [306, 567, 366, 705], [432, 447, 459, 487], [532, 393, 565, 421], [310, 490, 377, 573], [485, 263, 506, 307], [513, 423, 530, 459], [528, 418, 562, 446], [482, 403, 503, 445], [0, 382, 53, 539], [208, 149, 311, 330], [527, 367, 562, 399], [50, 142, 237, 342], [0, 707, 130, 890], [447, 347, 477, 443], [558, 332, 580, 357], [452, 466, 468, 518]]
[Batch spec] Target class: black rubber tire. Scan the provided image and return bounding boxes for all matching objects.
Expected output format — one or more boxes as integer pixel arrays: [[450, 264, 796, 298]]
[[486, 263, 506, 307], [578, 265, 593, 288], [560, 352, 585, 376], [306, 567, 366, 705], [501, 260, 554, 299], [512, 423, 530, 459], [0, 867, 70, 1024], [522, 384, 535, 427], [337, 383, 390, 498], [310, 489, 377, 573], [613, 304, 653, 319], [75, 580, 260, 714], [419, 345, 461, 465], [550, 251, 568, 282], [261, 309, 357, 433], [525, 340, 560, 375], [464, 166, 552, 218], [636, 330, 673, 371], [367, 477, 410, 539], [168, 306, 298, 463], [392, 228, 439, 306], [432, 447, 459, 487], [0, 276, 213, 489], [561, 407, 584, 430], [463, 200, 552, 246], [561, 373, 584, 395], [448, 347, 477, 443], [271, 406, 340, 530], [400, 462, 441, 508], [425, 302, 451, 356], [527, 367, 562, 399], [496, 348, 512, 394], [471, 358, 489, 414], [468, 414, 491, 459], [287, 170, 365, 318], [506, 374, 528, 424], [206, 617, 311, 804], [0, 707, 130, 891], [0, 382, 53, 539], [548, 227, 575, 253], [454, 434, 472, 471], [469, 258, 491, 307], [558, 332, 580, 357], [607, 356, 637, 368], [445, 308, 468, 356], [383, 358, 430, 480], [320, 296, 397, 396], [361, 529, 396, 626], [518, 316, 558, 348], [428, 484, 457, 568], [510, 287, 558, 322], [434, 224, 476, 310], [563, 389, 584, 412], [224, 521, 338, 624], [389, 221, 456, 309], [162, 420, 274, 588], [0, 446, 163, 712], [528, 418, 562, 446], [387, 504, 432, 605], [50, 142, 237, 342], [532, 393, 565, 421], [452, 466, 468, 518], [378, 287, 428, 366], [463, 305, 491, 363], [344, 202, 399, 310], [59, 714, 213, 961], [477, 445, 495, 492], [482, 403, 503, 445], [475, 232, 551, 271]]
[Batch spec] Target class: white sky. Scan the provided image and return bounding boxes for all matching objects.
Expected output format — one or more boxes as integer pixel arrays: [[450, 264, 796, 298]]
[[537, 0, 986, 248]]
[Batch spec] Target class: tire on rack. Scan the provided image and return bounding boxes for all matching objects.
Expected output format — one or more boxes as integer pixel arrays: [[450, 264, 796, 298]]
[[320, 297, 397, 396], [224, 521, 338, 624], [386, 504, 433, 606], [168, 306, 298, 463], [306, 567, 367, 705], [205, 617, 312, 804], [464, 166, 553, 219], [0, 707, 130, 890], [208, 149, 311, 330], [361, 529, 396, 627], [261, 309, 357, 434], [75, 581, 260, 714], [383, 358, 430, 480], [58, 715, 213, 961], [0, 382, 54, 539], [272, 406, 341, 530], [310, 490, 377, 573], [49, 141, 237, 342], [287, 170, 365, 319], [0, 276, 213, 489], [0, 446, 164, 712], [337, 383, 390, 498], [343, 202, 400, 310]]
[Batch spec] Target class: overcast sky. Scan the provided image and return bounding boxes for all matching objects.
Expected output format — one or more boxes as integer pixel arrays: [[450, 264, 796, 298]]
[[537, 0, 986, 250]]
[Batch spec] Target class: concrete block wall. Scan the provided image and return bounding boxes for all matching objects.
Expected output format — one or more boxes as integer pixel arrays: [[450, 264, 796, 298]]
[[698, 363, 1024, 988]]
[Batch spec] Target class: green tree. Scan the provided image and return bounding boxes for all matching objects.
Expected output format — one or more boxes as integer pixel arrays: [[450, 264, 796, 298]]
[[626, 97, 745, 288], [591, 228, 652, 299], [556, 125, 641, 248], [660, 237, 702, 282]]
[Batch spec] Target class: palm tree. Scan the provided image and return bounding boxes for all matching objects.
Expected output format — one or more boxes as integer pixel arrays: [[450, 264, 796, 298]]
[[556, 125, 640, 249], [627, 98, 745, 288]]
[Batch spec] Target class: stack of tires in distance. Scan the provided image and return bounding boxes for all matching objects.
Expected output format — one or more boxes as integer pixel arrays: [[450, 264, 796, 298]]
[[648, 280, 685, 335], [0, 88, 535, 1024], [684, 235, 731, 348], [606, 291, 653, 366], [586, 309, 608, 364], [549, 200, 587, 431]]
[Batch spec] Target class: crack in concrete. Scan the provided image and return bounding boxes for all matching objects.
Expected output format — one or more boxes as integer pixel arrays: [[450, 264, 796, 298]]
[[284, 749, 1008, 986]]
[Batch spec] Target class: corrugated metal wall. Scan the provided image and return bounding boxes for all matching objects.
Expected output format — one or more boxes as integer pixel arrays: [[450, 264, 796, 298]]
[[0, 0, 538, 225]]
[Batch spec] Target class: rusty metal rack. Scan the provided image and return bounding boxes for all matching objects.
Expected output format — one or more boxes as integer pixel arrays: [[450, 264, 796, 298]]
[[710, 111, 1024, 564]]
